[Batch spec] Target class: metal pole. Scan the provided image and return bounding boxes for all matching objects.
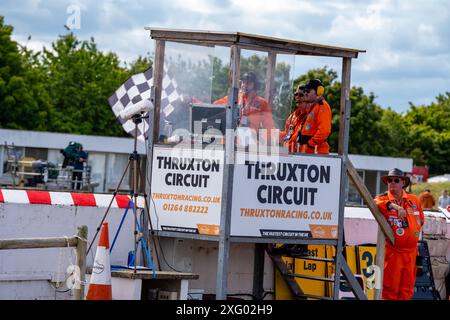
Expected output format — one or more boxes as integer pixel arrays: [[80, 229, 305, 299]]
[[252, 243, 265, 300], [216, 45, 240, 300], [132, 121, 140, 273]]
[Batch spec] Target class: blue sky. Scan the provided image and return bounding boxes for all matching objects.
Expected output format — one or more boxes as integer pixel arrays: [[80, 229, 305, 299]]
[[2, 0, 450, 113]]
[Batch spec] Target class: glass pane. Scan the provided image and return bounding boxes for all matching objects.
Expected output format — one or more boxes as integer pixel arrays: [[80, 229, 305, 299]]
[[105, 153, 130, 192], [88, 152, 105, 192], [365, 170, 378, 197], [271, 54, 295, 131], [24, 147, 47, 160], [48, 149, 64, 165], [160, 42, 215, 141]]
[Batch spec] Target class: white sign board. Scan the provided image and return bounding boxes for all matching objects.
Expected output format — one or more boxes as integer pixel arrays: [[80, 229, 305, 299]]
[[149, 146, 224, 235], [230, 152, 342, 239]]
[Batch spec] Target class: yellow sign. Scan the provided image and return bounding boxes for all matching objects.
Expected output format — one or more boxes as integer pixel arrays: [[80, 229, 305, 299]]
[[356, 245, 377, 300], [294, 245, 327, 298]]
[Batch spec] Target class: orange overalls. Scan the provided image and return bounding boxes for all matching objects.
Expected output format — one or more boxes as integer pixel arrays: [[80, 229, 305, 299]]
[[280, 107, 307, 152], [213, 93, 275, 141], [374, 191, 424, 300], [297, 98, 331, 154]]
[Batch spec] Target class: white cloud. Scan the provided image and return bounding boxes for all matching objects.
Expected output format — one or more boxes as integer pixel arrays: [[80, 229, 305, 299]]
[[172, 0, 225, 15], [4, 0, 450, 112], [417, 24, 441, 50]]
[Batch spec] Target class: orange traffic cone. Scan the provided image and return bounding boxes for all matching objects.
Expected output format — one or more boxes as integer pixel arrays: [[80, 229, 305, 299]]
[[86, 222, 112, 300]]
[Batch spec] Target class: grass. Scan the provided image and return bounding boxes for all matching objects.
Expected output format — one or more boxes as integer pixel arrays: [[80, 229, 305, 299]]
[[410, 181, 450, 205]]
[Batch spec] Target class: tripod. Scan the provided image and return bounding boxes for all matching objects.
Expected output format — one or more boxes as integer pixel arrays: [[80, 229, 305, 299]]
[[87, 113, 161, 274]]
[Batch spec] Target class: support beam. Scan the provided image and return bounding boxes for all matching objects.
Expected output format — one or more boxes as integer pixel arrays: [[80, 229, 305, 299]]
[[340, 253, 367, 300], [265, 51, 276, 104], [374, 228, 386, 300], [338, 58, 351, 155], [152, 40, 165, 142], [269, 254, 305, 299], [216, 45, 240, 300], [334, 57, 352, 300], [252, 243, 265, 300], [346, 160, 395, 244]]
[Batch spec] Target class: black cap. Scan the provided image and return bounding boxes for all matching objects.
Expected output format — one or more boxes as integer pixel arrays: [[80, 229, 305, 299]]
[[381, 168, 410, 187], [304, 79, 324, 91], [241, 71, 259, 90], [241, 71, 258, 83]]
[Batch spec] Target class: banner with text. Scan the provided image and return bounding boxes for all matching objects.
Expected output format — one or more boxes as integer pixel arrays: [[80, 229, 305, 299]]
[[230, 152, 342, 239], [150, 146, 224, 235]]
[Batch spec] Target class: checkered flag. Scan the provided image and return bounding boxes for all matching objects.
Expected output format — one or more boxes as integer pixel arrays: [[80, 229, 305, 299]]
[[108, 66, 181, 141]]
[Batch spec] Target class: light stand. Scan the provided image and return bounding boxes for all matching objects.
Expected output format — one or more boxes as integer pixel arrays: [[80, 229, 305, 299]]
[[87, 112, 161, 274]]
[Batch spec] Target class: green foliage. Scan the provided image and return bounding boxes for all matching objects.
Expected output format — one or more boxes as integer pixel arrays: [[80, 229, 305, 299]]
[[0, 17, 51, 130], [125, 55, 152, 75], [41, 33, 129, 136], [404, 93, 450, 174]]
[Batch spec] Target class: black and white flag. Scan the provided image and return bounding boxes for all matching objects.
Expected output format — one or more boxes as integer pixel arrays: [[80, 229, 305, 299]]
[[108, 67, 181, 141]]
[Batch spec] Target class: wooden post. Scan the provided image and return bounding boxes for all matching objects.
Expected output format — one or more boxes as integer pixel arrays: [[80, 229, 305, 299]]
[[265, 51, 276, 104], [75, 225, 88, 300], [338, 58, 352, 156], [374, 228, 385, 300], [152, 40, 166, 142], [334, 57, 352, 299]]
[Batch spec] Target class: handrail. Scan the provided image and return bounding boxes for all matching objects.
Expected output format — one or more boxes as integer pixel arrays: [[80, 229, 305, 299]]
[[0, 225, 88, 300]]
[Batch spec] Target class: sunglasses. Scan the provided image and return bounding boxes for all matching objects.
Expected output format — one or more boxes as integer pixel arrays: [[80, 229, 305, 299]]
[[387, 178, 401, 183], [294, 92, 304, 97]]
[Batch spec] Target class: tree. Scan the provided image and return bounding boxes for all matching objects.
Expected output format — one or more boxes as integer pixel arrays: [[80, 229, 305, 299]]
[[404, 93, 450, 174], [41, 33, 129, 136], [0, 16, 51, 130], [379, 108, 410, 157], [125, 55, 153, 76]]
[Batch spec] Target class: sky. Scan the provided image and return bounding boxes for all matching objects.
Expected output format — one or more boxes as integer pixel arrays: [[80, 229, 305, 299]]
[[2, 0, 450, 113]]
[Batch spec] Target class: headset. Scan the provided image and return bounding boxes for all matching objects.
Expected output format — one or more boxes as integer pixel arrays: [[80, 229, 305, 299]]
[[316, 84, 324, 96], [315, 79, 325, 97]]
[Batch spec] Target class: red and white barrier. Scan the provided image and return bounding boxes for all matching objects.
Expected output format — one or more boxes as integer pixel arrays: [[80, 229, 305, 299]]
[[0, 189, 144, 208]]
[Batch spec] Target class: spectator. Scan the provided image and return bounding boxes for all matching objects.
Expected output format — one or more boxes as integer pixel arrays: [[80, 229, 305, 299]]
[[419, 189, 436, 209], [438, 189, 450, 208]]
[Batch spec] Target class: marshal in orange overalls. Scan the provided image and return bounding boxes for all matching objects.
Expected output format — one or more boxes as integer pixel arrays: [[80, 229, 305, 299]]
[[374, 190, 424, 300], [279, 107, 307, 152], [296, 98, 331, 154], [214, 92, 275, 142]]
